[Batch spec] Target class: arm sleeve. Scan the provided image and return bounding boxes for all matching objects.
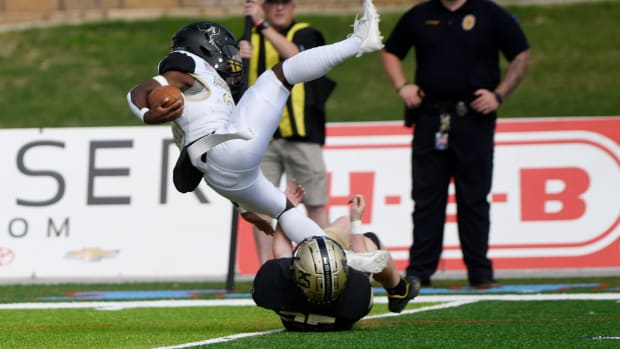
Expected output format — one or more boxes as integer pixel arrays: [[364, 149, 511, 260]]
[[384, 10, 416, 59], [494, 7, 530, 61]]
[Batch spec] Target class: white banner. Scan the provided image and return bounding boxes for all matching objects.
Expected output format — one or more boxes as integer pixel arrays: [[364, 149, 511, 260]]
[[0, 126, 233, 280]]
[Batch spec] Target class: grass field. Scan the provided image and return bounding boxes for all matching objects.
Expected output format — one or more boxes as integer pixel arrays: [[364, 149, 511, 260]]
[[1, 2, 619, 348], [1, 278, 619, 348], [0, 1, 619, 128]]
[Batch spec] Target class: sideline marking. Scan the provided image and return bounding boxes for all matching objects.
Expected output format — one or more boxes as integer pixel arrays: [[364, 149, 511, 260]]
[[1, 293, 619, 310], [582, 336, 620, 340]]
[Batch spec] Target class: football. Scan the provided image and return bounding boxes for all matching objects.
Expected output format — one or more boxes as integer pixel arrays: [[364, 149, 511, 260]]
[[147, 85, 183, 108]]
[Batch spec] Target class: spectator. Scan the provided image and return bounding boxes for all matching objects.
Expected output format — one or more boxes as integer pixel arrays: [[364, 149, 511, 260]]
[[240, 0, 335, 264], [381, 0, 530, 288]]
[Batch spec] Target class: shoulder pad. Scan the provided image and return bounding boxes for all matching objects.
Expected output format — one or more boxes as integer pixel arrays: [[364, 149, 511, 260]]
[[158, 51, 197, 75]]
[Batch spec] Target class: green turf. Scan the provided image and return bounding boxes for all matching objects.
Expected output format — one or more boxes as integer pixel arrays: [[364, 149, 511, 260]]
[[0, 1, 619, 129], [1, 278, 618, 348], [210, 301, 620, 349], [1, 298, 618, 348]]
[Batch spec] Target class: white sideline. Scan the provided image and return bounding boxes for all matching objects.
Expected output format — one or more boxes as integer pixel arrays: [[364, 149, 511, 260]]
[[1, 293, 618, 310]]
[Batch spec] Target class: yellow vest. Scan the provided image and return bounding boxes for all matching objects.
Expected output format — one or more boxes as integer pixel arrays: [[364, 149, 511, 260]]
[[248, 23, 310, 138]]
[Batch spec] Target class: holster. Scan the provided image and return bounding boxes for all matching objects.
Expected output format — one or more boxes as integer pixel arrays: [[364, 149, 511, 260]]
[[404, 106, 419, 127]]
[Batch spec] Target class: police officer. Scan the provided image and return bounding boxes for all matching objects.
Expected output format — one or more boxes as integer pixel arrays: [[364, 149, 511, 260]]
[[381, 0, 530, 288], [240, 0, 336, 264]]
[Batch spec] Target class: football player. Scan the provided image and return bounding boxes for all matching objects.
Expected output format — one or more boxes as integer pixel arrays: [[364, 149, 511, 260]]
[[252, 191, 421, 329], [253, 235, 370, 331], [127, 0, 383, 248], [252, 229, 421, 330]]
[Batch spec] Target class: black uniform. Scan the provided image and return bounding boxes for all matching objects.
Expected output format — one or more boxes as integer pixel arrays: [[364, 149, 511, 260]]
[[252, 258, 373, 331], [384, 0, 529, 286]]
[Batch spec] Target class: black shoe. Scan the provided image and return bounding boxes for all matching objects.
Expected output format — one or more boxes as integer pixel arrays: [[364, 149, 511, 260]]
[[419, 279, 432, 287], [470, 279, 501, 289], [388, 276, 421, 313], [406, 273, 431, 287]]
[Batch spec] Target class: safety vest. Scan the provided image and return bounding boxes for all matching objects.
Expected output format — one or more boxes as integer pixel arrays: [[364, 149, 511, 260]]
[[249, 23, 310, 138]]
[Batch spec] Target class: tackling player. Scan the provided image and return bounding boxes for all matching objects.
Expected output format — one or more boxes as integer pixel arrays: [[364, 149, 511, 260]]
[[252, 194, 421, 330]]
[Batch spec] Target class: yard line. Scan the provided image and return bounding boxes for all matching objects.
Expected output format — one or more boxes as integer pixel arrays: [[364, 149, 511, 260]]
[[150, 329, 284, 349], [364, 299, 479, 320]]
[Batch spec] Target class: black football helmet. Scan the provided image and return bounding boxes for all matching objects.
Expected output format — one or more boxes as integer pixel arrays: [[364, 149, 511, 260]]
[[171, 21, 244, 92]]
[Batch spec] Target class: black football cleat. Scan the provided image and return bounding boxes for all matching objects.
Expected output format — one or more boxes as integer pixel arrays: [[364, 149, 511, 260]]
[[388, 276, 421, 313]]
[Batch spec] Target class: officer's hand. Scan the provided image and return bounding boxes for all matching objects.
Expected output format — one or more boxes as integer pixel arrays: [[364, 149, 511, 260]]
[[399, 84, 425, 109], [471, 89, 500, 115], [239, 40, 253, 59]]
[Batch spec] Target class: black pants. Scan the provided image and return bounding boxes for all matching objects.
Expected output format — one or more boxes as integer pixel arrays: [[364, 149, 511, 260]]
[[406, 106, 496, 285]]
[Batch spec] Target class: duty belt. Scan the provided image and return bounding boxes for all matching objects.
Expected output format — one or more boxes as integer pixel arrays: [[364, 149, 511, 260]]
[[422, 95, 474, 117]]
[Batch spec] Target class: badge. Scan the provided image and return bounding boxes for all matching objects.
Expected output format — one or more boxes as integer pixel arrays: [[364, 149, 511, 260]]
[[462, 14, 476, 31], [435, 131, 449, 150], [435, 113, 451, 151], [456, 101, 468, 117]]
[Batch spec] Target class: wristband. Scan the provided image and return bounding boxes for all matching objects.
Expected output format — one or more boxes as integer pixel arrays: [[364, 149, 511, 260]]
[[494, 91, 504, 104], [350, 220, 363, 235], [139, 107, 149, 121], [256, 19, 270, 32], [126, 91, 149, 122], [152, 75, 169, 86], [395, 82, 408, 94]]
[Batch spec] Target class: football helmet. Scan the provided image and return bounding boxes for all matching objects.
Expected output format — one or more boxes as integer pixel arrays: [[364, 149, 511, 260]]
[[170, 21, 244, 92], [291, 236, 348, 304]]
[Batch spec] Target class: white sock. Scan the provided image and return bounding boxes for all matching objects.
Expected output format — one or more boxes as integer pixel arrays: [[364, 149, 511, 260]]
[[278, 208, 326, 244], [282, 36, 361, 85]]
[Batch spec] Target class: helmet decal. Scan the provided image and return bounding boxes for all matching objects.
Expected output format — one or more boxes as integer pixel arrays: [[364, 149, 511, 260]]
[[291, 236, 348, 304]]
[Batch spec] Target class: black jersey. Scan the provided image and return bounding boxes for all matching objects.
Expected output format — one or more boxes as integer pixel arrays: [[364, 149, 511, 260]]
[[384, 0, 529, 98], [252, 258, 373, 331]]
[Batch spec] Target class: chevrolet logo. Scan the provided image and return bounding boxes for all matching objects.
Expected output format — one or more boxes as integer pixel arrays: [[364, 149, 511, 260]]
[[65, 248, 119, 262]]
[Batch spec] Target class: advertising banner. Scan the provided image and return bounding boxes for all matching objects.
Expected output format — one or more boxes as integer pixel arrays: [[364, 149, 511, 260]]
[[236, 117, 620, 275], [0, 126, 233, 281], [1, 117, 618, 281]]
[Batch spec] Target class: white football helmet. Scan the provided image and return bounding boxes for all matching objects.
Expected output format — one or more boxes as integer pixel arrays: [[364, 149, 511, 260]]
[[291, 236, 348, 303]]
